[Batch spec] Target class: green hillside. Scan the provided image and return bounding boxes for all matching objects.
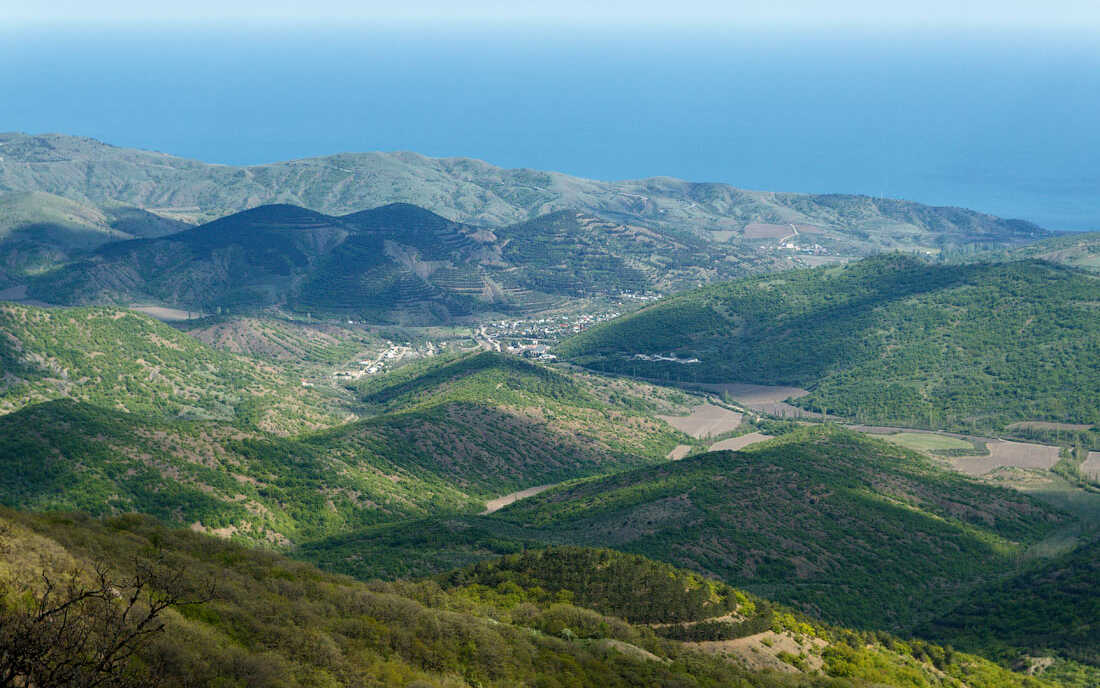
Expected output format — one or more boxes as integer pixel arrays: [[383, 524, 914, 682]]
[[0, 353, 684, 546], [314, 428, 1068, 631], [0, 509, 1058, 688], [0, 191, 188, 284], [0, 303, 340, 433], [1, 133, 1048, 262], [0, 400, 485, 545], [560, 255, 1100, 428], [990, 231, 1100, 272], [922, 537, 1100, 669]]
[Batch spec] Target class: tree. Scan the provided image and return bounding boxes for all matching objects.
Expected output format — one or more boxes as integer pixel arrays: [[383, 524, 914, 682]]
[[0, 544, 214, 688]]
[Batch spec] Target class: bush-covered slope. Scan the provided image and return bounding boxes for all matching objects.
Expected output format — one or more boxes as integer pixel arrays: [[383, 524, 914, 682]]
[[0, 303, 339, 433], [560, 255, 1100, 428], [921, 537, 1100, 668], [0, 510, 1059, 688], [315, 352, 684, 495], [476, 428, 1067, 630], [0, 400, 483, 544], [0, 354, 682, 546]]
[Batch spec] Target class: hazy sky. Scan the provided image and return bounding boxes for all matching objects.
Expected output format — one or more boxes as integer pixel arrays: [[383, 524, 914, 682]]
[[6, 0, 1100, 31]]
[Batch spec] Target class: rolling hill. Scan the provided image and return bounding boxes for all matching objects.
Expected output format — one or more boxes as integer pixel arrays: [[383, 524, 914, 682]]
[[25, 201, 773, 321], [0, 302, 341, 433], [0, 132, 1049, 260], [991, 231, 1100, 272], [558, 254, 1100, 429], [304, 427, 1068, 632], [0, 352, 686, 546], [921, 536, 1100, 669], [0, 190, 188, 285], [0, 509, 1051, 688]]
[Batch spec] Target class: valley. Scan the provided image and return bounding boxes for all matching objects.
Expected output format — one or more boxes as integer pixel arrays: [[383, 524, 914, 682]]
[[1, 135, 1098, 688]]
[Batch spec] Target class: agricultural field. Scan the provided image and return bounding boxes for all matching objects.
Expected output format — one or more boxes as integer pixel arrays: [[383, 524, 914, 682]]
[[656, 402, 742, 438], [949, 440, 1062, 477], [709, 431, 770, 451], [883, 432, 976, 453]]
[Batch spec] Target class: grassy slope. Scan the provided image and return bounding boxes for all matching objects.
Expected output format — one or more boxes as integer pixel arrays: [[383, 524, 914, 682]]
[[309, 428, 1068, 632], [0, 302, 340, 433], [559, 255, 1100, 428], [0, 509, 1055, 688]]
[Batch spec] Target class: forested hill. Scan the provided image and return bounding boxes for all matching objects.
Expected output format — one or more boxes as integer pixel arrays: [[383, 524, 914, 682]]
[[24, 202, 758, 319], [1, 133, 1048, 254], [559, 255, 1100, 428], [0, 510, 1049, 688], [0, 352, 683, 546], [0, 302, 339, 433]]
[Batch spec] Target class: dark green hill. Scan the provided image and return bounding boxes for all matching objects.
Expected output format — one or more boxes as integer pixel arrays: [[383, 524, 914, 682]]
[[0, 510, 1049, 688], [0, 302, 339, 433], [311, 428, 1068, 631], [921, 537, 1100, 668], [498, 428, 1068, 629], [559, 255, 1100, 428]]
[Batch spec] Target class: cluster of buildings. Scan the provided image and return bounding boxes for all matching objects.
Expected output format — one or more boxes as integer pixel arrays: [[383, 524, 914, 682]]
[[332, 341, 440, 380]]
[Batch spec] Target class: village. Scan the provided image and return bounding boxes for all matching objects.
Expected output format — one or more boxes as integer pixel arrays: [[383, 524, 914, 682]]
[[330, 306, 635, 380]]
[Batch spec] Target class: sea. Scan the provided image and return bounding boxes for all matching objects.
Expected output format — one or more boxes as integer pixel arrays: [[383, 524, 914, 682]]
[[1, 24, 1098, 231]]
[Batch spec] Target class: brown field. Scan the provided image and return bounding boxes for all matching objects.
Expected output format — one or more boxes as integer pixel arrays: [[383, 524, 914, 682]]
[[709, 432, 770, 452], [1080, 452, 1100, 480], [481, 484, 555, 514], [949, 440, 1061, 477], [690, 382, 822, 418], [666, 444, 693, 460], [129, 305, 205, 321], [657, 403, 743, 438], [743, 223, 790, 239], [793, 224, 825, 234]]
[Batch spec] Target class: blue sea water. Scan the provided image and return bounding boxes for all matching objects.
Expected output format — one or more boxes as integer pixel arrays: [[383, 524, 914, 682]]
[[1, 24, 1098, 230]]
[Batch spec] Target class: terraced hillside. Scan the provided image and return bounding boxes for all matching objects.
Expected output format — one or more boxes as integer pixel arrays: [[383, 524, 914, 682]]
[[307, 428, 1067, 632], [0, 511, 1049, 688], [27, 203, 693, 321], [0, 302, 340, 433], [560, 255, 1100, 429], [1, 133, 1049, 258]]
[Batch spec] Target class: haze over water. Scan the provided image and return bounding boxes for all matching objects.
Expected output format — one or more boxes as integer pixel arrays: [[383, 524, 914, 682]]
[[2, 25, 1099, 230]]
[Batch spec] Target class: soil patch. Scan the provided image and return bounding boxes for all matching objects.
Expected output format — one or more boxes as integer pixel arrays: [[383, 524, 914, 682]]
[[949, 440, 1061, 476], [685, 630, 825, 673], [482, 484, 555, 514], [666, 444, 693, 460], [1080, 452, 1100, 481], [129, 305, 204, 321], [658, 403, 743, 438], [709, 432, 770, 452]]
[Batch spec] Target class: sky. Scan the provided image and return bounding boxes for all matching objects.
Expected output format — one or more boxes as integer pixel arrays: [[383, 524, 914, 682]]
[[5, 0, 1100, 31], [2, 1, 1099, 229]]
